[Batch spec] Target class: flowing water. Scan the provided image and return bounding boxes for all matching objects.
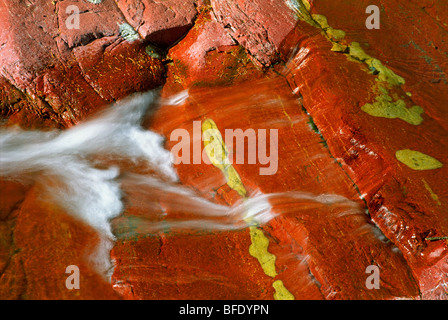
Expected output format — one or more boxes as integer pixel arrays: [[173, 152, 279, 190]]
[[0, 90, 366, 279]]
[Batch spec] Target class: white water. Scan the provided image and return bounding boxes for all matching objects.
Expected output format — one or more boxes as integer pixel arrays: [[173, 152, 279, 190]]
[[0, 91, 280, 278], [117, 173, 363, 235], [0, 90, 368, 280], [0, 92, 181, 276], [0, 92, 177, 238]]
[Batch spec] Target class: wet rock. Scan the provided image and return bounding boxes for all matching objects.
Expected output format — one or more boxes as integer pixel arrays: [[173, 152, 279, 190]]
[[112, 67, 419, 299], [72, 37, 165, 102], [1, 0, 447, 301], [110, 0, 447, 300], [0, 181, 119, 299], [111, 231, 275, 299], [281, 0, 448, 299]]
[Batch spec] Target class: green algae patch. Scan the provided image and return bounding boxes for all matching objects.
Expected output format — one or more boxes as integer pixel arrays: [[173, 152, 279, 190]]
[[273, 280, 295, 300], [396, 149, 443, 170], [361, 94, 424, 125]]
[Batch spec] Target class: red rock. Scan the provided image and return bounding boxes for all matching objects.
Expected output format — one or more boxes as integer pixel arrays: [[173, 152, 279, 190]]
[[169, 9, 236, 72], [112, 46, 419, 298], [0, 77, 62, 129], [111, 231, 275, 300], [1, 0, 447, 301], [57, 0, 125, 49], [210, 0, 297, 65], [115, 0, 197, 48], [72, 37, 165, 102], [164, 8, 262, 89], [279, 0, 448, 299], [109, 0, 448, 296], [0, 0, 59, 92], [0, 181, 119, 299], [0, 0, 166, 129], [169, 79, 419, 299], [0, 180, 29, 221]]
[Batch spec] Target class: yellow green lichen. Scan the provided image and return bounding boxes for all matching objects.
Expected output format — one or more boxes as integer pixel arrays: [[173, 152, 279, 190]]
[[361, 93, 424, 125], [248, 227, 278, 278], [202, 119, 246, 197], [396, 149, 443, 170], [348, 42, 405, 86], [288, 2, 424, 125], [312, 14, 346, 41], [201, 119, 294, 300], [273, 280, 295, 300], [422, 179, 442, 206], [331, 42, 347, 52]]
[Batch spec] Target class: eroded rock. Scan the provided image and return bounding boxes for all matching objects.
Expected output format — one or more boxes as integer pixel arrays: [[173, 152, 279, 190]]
[[0, 0, 447, 301], [0, 0, 166, 129], [115, 0, 198, 48]]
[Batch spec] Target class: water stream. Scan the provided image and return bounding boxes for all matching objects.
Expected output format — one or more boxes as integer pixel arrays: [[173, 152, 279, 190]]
[[0, 90, 364, 279]]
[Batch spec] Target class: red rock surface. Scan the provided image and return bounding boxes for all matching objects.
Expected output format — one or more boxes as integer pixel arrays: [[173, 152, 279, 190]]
[[0, 0, 166, 128], [210, 0, 297, 66], [115, 0, 198, 47], [279, 0, 448, 299], [126, 76, 419, 300], [0, 179, 119, 299], [1, 0, 447, 300]]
